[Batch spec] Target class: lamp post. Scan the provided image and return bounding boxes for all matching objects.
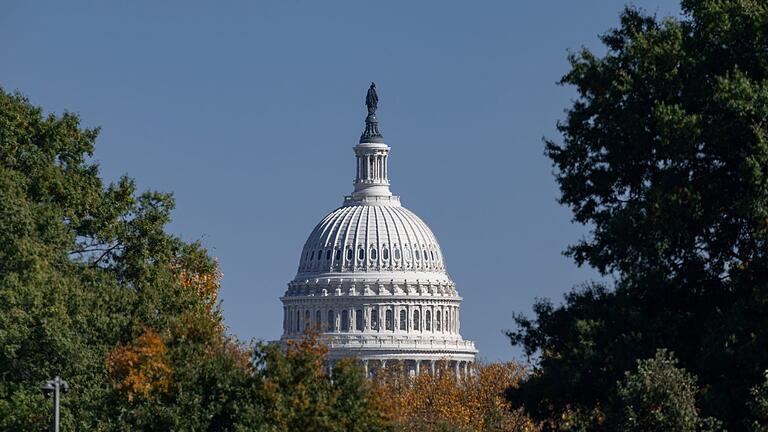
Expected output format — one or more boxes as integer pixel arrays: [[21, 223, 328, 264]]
[[41, 376, 69, 432]]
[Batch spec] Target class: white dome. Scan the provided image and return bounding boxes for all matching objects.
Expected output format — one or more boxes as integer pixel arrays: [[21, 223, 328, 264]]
[[297, 204, 446, 275]]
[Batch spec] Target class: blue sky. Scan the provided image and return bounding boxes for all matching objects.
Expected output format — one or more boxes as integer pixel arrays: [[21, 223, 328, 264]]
[[1, 1, 681, 362]]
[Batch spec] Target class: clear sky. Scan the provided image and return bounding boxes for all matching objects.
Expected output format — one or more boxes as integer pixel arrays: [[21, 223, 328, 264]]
[[1, 1, 681, 362]]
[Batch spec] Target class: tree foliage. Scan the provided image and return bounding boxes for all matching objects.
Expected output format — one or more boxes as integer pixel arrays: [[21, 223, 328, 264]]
[[373, 361, 536, 432], [508, 1, 768, 430], [617, 349, 721, 432]]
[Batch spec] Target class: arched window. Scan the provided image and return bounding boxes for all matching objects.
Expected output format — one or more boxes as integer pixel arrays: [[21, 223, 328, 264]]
[[444, 310, 449, 331], [399, 310, 407, 331], [426, 310, 432, 331], [394, 249, 401, 260], [358, 248, 365, 260], [371, 309, 379, 330], [310, 251, 315, 260], [431, 250, 435, 260], [305, 310, 311, 329], [335, 249, 341, 260], [383, 249, 389, 260], [326, 249, 331, 260], [386, 309, 394, 331], [413, 310, 421, 330], [436, 310, 442, 331], [370, 248, 377, 260], [356, 309, 363, 331], [317, 250, 323, 260], [415, 249, 420, 260], [327, 310, 335, 331], [346, 249, 353, 261], [316, 310, 322, 329], [423, 250, 428, 261], [404, 248, 411, 261], [341, 310, 350, 331]]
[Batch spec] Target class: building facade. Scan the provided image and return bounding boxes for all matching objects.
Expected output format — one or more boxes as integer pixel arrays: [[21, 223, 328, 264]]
[[280, 85, 476, 376]]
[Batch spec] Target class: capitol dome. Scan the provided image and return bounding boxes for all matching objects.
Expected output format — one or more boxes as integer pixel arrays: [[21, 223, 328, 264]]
[[281, 84, 476, 376]]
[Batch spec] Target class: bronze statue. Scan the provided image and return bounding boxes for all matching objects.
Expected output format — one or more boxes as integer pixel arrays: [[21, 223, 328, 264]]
[[365, 82, 378, 115]]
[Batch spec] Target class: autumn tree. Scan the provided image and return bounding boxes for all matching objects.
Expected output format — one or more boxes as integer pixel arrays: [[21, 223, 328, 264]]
[[508, 1, 768, 430], [374, 361, 536, 432]]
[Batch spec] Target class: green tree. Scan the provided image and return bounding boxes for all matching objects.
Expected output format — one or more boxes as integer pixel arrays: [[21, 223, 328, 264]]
[[507, 1, 768, 430], [252, 333, 388, 432], [617, 349, 719, 432], [0, 87, 262, 430], [749, 371, 768, 432]]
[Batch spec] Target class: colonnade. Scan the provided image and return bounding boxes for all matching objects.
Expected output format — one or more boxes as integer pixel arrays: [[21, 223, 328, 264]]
[[326, 359, 473, 379], [356, 153, 388, 183], [283, 303, 461, 335]]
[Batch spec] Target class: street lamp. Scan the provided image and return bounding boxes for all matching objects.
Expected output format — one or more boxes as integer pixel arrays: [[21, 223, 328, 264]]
[[41, 376, 69, 432]]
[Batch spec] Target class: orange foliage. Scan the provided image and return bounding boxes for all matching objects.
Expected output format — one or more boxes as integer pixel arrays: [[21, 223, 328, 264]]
[[105, 328, 171, 401], [175, 257, 223, 311], [373, 361, 538, 432]]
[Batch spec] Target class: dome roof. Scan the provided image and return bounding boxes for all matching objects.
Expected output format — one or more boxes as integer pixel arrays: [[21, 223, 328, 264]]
[[297, 203, 446, 275]]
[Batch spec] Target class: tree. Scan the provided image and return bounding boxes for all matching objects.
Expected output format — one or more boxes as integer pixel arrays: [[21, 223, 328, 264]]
[[373, 361, 536, 432], [252, 333, 388, 432], [749, 371, 768, 432], [617, 349, 720, 432], [507, 2, 768, 430]]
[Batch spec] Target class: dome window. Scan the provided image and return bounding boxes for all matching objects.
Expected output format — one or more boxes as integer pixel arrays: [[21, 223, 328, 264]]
[[335, 249, 342, 260], [371, 309, 379, 330], [341, 310, 350, 332], [358, 248, 365, 260], [356, 309, 363, 331], [382, 249, 389, 260], [423, 250, 428, 261], [310, 251, 315, 260], [326, 250, 332, 260], [431, 250, 435, 260], [317, 250, 323, 260], [346, 249, 353, 261], [404, 249, 411, 261], [327, 310, 335, 331], [415, 250, 420, 260], [394, 249, 401, 260], [370, 248, 377, 260]]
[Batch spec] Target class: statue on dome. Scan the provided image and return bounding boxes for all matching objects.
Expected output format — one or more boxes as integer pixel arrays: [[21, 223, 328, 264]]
[[365, 82, 378, 115]]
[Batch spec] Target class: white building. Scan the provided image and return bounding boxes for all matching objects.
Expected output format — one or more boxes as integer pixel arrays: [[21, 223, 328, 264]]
[[280, 85, 476, 376]]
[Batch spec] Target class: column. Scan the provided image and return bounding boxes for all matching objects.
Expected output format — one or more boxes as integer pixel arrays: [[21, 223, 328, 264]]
[[454, 361, 460, 377], [415, 360, 420, 375], [364, 360, 369, 377], [464, 362, 469, 378]]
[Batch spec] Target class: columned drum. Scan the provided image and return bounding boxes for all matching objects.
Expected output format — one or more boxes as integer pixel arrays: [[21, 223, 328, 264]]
[[280, 84, 476, 373]]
